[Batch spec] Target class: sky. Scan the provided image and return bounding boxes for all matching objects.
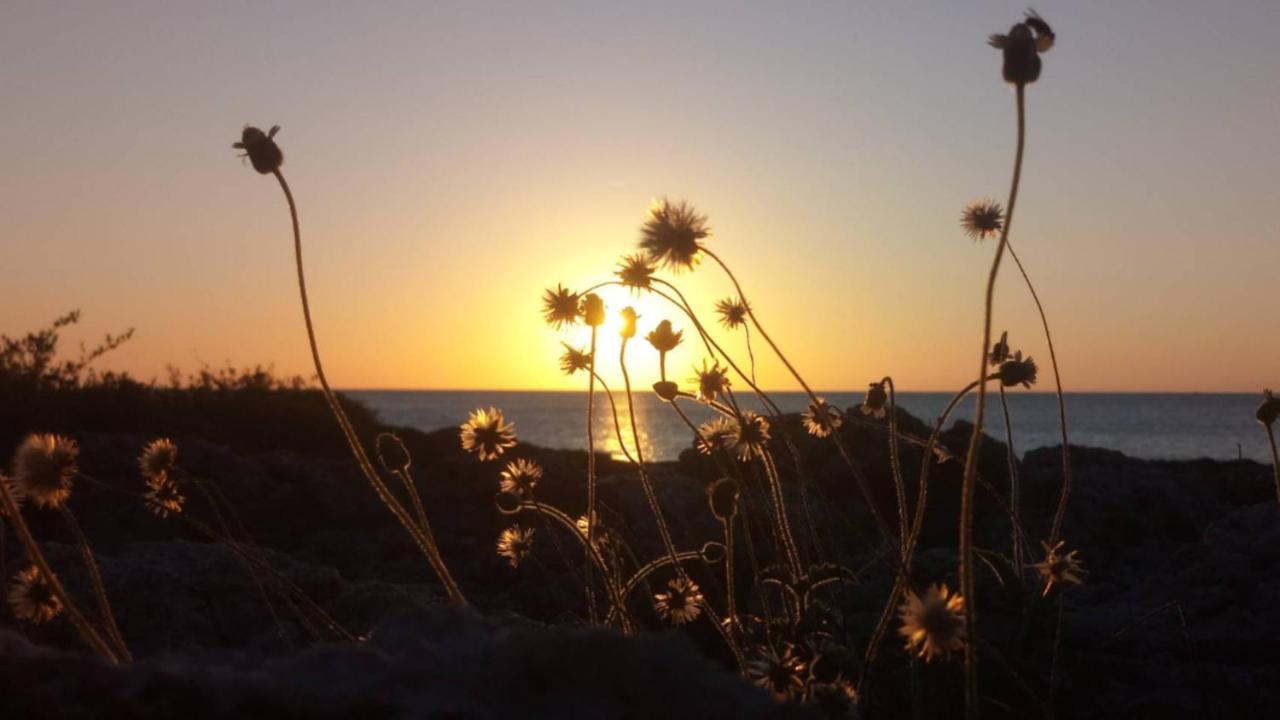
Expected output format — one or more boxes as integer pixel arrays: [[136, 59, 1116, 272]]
[[2, 1, 1277, 392]]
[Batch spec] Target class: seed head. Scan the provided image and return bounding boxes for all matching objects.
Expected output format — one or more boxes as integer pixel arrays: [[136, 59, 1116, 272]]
[[559, 343, 593, 376], [998, 351, 1038, 389], [728, 410, 771, 461], [460, 407, 517, 461], [961, 199, 1004, 241], [542, 284, 582, 329], [7, 565, 62, 624], [695, 417, 736, 455], [615, 253, 656, 293], [232, 125, 283, 174], [1032, 540, 1086, 596], [639, 198, 709, 272], [715, 297, 750, 330], [11, 433, 78, 509], [692, 359, 731, 403]]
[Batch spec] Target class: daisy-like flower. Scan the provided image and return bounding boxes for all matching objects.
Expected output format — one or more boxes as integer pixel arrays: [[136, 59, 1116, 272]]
[[706, 477, 740, 521], [653, 577, 704, 626], [858, 382, 888, 419], [728, 411, 772, 461], [746, 644, 807, 701], [898, 583, 966, 662], [496, 525, 535, 568], [460, 407, 517, 461], [0, 473, 25, 517], [619, 306, 639, 340], [232, 125, 283, 174], [11, 433, 78, 509], [581, 293, 606, 328], [639, 198, 709, 272], [715, 297, 750, 330], [138, 438, 178, 481], [647, 319, 683, 353], [802, 398, 844, 438], [989, 330, 1011, 366], [998, 351, 1038, 389], [1257, 389, 1280, 427], [499, 458, 543, 497], [616, 253, 656, 293], [692, 359, 731, 403], [542, 284, 581, 329], [7, 565, 62, 624], [559, 343, 593, 376], [988, 10, 1055, 86], [961, 199, 1004, 241], [1032, 540, 1086, 596], [144, 474, 186, 518], [695, 417, 737, 455]]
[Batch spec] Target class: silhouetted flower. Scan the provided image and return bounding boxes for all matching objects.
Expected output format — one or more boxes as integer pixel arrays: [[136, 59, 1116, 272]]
[[542, 285, 582, 329], [988, 10, 1054, 85], [1032, 540, 1086, 596], [619, 307, 638, 339], [499, 458, 543, 497], [581, 293, 606, 328], [496, 525, 535, 568], [559, 343, 593, 376], [616, 253, 656, 292], [729, 411, 772, 460], [0, 473, 24, 517], [232, 125, 283, 174], [989, 330, 1011, 366], [1258, 389, 1280, 427], [460, 407, 516, 461], [803, 398, 844, 438], [696, 417, 736, 455], [998, 351, 1038, 388], [652, 381, 679, 402], [693, 359, 731, 403], [858, 382, 888, 419], [375, 433, 412, 472], [707, 477, 740, 520], [715, 297, 750, 330], [808, 681, 859, 719], [11, 433, 78, 509], [639, 199, 709, 272], [144, 475, 185, 518], [898, 583, 966, 662], [647, 320, 683, 353], [654, 577, 704, 625], [7, 565, 62, 624], [138, 438, 178, 481], [962, 199, 1004, 241], [746, 644, 806, 701]]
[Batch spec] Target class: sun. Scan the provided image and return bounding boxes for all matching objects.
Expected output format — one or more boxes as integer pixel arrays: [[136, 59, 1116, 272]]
[[558, 284, 687, 391]]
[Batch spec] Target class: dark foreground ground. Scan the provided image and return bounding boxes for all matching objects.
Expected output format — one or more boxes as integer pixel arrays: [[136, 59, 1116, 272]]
[[1, 387, 1277, 718]]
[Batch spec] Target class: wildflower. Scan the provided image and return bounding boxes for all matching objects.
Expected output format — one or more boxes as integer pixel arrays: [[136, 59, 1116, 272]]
[[639, 198, 709, 272], [542, 284, 581, 329], [7, 565, 62, 624], [559, 343, 593, 376], [460, 407, 517, 461], [858, 382, 888, 419], [1258, 389, 1280, 427], [728, 411, 772, 461], [808, 682, 859, 719], [989, 330, 1011, 366], [652, 381, 680, 402], [499, 458, 543, 497], [581, 293, 606, 328], [998, 351, 1038, 389], [692, 359, 731, 403], [707, 477, 740, 521], [496, 525, 535, 568], [988, 10, 1055, 86], [0, 473, 24, 517], [646, 319, 683, 353], [715, 297, 750, 330], [616, 253, 656, 292], [898, 583, 966, 662], [803, 398, 844, 438], [961, 199, 1004, 241], [746, 644, 806, 701], [1032, 540, 1086, 596], [144, 475, 186, 518], [232, 125, 283, 174], [695, 417, 736, 455], [654, 577, 704, 626], [619, 306, 638, 340], [138, 438, 178, 481], [11, 433, 78, 509]]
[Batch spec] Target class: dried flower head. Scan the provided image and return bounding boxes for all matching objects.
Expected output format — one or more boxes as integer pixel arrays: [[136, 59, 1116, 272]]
[[989, 330, 1011, 366], [616, 253, 656, 293], [961, 199, 1005, 241], [1258, 389, 1280, 427], [803, 398, 844, 438], [647, 319, 683, 354], [1032, 540, 1086, 596], [858, 382, 888, 419], [988, 10, 1054, 85], [654, 577, 704, 625], [460, 407, 517, 461], [808, 681, 860, 720], [144, 474, 186, 518], [499, 458, 543, 497], [652, 380, 680, 402], [728, 410, 772, 461], [998, 351, 1038, 389], [746, 644, 806, 701], [0, 473, 25, 518], [375, 433, 412, 472], [639, 198, 709, 272], [581, 293, 606, 328], [898, 583, 966, 662], [138, 438, 178, 481], [715, 297, 750, 330], [11, 433, 78, 509], [695, 417, 737, 455], [7, 565, 62, 624], [559, 343, 593, 376], [619, 306, 639, 340], [542, 284, 582, 329], [693, 359, 731, 403], [496, 525, 535, 568], [232, 125, 283, 174], [707, 477, 740, 521]]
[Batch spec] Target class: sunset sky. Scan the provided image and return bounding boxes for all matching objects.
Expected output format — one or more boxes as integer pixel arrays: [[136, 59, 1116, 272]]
[[3, 1, 1277, 392]]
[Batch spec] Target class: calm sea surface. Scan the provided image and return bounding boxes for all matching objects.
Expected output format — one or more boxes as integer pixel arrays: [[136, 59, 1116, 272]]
[[346, 391, 1272, 464]]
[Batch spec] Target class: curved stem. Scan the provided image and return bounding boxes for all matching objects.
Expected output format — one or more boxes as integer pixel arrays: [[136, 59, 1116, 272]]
[[59, 506, 131, 661], [585, 326, 600, 623], [998, 386, 1023, 574]]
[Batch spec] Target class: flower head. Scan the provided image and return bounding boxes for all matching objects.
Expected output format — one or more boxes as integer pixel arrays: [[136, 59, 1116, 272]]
[[619, 306, 639, 340], [499, 458, 543, 497], [639, 199, 709, 272], [1032, 540, 1086, 596], [803, 398, 844, 438], [746, 644, 806, 701], [898, 583, 966, 662], [232, 125, 283, 174], [654, 577, 704, 625], [460, 407, 517, 461], [11, 433, 78, 509], [652, 381, 680, 402], [695, 417, 736, 455], [646, 320, 683, 354], [808, 682, 859, 719], [715, 297, 750, 330], [496, 525, 535, 568], [616, 253, 656, 293], [375, 433, 412, 472], [858, 382, 888, 419], [542, 284, 582, 329], [581, 293, 606, 328], [728, 410, 772, 461], [138, 438, 178, 481], [7, 565, 62, 624], [998, 351, 1038, 389], [559, 343, 593, 376], [692, 359, 731, 403], [1258, 389, 1280, 427], [961, 199, 1004, 241], [144, 474, 186, 518], [988, 10, 1054, 85], [707, 477, 740, 521], [989, 330, 1011, 366]]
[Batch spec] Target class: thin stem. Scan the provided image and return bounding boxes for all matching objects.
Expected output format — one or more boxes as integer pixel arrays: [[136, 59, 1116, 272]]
[[884, 377, 909, 558], [585, 326, 600, 622], [998, 386, 1023, 574], [1265, 424, 1280, 504], [743, 324, 758, 386], [59, 506, 131, 661]]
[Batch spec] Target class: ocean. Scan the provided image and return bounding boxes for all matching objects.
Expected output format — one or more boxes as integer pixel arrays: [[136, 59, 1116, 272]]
[[346, 391, 1273, 464]]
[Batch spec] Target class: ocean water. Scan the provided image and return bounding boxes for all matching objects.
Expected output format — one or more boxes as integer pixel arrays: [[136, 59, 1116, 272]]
[[347, 390, 1273, 464]]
